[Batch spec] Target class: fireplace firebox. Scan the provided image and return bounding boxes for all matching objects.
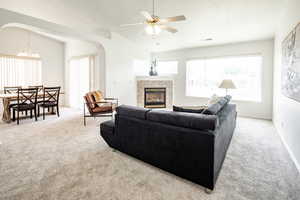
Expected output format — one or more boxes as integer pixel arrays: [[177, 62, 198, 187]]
[[144, 88, 166, 108]]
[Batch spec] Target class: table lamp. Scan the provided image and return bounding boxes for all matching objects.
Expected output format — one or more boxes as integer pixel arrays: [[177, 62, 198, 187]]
[[219, 79, 236, 95]]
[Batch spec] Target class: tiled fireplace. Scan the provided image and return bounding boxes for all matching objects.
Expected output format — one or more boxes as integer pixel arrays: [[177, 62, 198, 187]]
[[137, 78, 173, 109]]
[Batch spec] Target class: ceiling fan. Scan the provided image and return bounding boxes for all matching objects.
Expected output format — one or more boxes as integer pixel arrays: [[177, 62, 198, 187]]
[[120, 0, 186, 35]]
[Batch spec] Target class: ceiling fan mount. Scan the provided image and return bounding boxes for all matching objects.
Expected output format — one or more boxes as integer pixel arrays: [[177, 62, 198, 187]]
[[120, 0, 186, 35]]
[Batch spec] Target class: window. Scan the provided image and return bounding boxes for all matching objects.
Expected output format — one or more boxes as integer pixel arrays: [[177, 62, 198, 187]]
[[156, 61, 178, 75], [186, 55, 262, 102], [0, 55, 42, 90], [133, 60, 178, 76]]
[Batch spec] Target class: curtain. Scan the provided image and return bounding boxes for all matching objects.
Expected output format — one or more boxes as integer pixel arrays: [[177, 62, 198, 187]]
[[0, 55, 42, 90]]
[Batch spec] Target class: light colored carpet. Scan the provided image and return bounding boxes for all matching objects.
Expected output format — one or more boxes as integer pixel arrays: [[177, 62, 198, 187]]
[[0, 108, 299, 200]]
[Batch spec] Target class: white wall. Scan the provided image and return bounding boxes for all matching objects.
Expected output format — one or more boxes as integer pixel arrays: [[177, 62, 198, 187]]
[[0, 27, 65, 88], [0, 9, 150, 107], [153, 39, 274, 119], [103, 33, 149, 106], [64, 40, 106, 107], [64, 34, 150, 107], [273, 0, 300, 170]]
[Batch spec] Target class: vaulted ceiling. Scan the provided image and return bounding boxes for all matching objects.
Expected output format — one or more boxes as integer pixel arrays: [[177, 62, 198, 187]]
[[0, 0, 284, 51]]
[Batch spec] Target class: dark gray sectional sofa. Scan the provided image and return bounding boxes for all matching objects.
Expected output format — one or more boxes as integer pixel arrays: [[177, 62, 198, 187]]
[[100, 96, 237, 191]]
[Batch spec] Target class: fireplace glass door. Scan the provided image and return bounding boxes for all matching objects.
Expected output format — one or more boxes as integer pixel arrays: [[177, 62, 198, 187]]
[[144, 88, 166, 108]]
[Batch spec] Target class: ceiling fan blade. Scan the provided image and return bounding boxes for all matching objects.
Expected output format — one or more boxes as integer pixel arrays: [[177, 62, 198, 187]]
[[140, 11, 154, 21], [159, 15, 186, 23], [120, 22, 144, 27], [159, 25, 178, 33]]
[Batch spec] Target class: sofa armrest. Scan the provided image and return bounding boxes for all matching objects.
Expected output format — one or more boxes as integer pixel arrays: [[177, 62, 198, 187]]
[[85, 101, 112, 104], [116, 105, 150, 120], [104, 98, 118, 106], [104, 97, 118, 100]]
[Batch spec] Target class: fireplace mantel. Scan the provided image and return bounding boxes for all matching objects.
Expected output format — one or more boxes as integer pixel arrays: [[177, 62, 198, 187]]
[[136, 79, 173, 109], [136, 76, 175, 81]]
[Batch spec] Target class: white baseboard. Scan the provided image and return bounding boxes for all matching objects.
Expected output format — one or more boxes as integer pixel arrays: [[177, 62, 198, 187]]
[[274, 124, 300, 173]]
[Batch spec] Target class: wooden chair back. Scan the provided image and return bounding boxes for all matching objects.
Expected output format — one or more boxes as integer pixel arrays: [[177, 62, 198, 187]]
[[43, 87, 61, 104], [17, 88, 38, 106], [28, 85, 44, 92], [4, 86, 22, 94]]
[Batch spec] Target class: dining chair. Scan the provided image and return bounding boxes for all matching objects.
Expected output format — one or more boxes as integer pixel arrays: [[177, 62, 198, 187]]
[[28, 85, 44, 92], [12, 88, 38, 125], [3, 86, 28, 116], [4, 86, 22, 94], [38, 86, 61, 120]]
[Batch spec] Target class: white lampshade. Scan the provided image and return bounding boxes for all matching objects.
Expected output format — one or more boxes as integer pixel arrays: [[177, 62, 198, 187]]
[[219, 79, 236, 89]]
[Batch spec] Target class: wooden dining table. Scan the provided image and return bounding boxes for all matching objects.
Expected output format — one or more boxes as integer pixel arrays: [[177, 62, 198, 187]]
[[0, 92, 64, 123]]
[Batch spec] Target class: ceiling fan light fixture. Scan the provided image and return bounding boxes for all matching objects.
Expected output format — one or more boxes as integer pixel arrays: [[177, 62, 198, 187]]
[[120, 0, 185, 35], [145, 24, 161, 35]]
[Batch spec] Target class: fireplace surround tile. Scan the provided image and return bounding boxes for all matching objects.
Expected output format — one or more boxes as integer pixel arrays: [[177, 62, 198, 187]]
[[137, 80, 173, 109]]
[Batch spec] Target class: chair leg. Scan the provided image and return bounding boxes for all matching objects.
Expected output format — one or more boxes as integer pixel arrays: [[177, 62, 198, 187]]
[[56, 106, 60, 117], [43, 107, 45, 120], [13, 110, 15, 121], [25, 110, 28, 116], [38, 106, 40, 117], [34, 108, 37, 121], [17, 111, 19, 125], [83, 104, 86, 126], [30, 110, 33, 118]]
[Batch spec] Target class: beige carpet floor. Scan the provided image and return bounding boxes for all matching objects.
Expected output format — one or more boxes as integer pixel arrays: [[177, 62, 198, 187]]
[[0, 108, 299, 200]]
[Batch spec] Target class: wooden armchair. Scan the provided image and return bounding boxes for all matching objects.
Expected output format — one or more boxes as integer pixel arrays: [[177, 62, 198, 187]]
[[83, 91, 118, 126]]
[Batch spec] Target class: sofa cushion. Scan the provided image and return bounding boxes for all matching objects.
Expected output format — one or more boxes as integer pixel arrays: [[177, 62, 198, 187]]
[[203, 95, 232, 115], [224, 95, 232, 102], [208, 94, 221, 105], [173, 105, 205, 114], [202, 103, 222, 115], [147, 110, 218, 131], [116, 105, 150, 120]]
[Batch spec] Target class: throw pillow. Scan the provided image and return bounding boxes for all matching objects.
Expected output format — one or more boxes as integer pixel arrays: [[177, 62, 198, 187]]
[[173, 105, 205, 114], [93, 91, 103, 102], [207, 94, 221, 105]]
